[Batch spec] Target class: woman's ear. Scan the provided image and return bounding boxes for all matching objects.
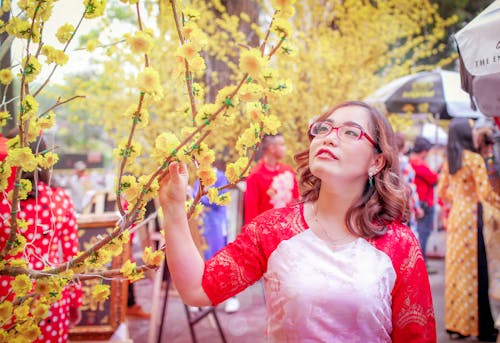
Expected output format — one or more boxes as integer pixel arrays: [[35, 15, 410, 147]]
[[370, 154, 386, 176]]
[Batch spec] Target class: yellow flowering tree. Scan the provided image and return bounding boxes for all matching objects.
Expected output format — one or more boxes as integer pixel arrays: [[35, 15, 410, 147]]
[[0, 0, 295, 340], [57, 0, 458, 165]]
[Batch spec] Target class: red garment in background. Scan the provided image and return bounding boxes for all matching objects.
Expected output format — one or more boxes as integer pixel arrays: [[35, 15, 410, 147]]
[[0, 182, 82, 342], [244, 160, 299, 225], [410, 156, 439, 207]]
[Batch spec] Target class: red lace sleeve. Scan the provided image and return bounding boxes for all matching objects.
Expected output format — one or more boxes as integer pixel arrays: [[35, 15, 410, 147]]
[[372, 222, 436, 342], [202, 204, 305, 305]]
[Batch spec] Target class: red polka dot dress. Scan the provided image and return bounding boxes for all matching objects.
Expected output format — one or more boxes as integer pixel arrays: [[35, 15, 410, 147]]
[[0, 182, 82, 343]]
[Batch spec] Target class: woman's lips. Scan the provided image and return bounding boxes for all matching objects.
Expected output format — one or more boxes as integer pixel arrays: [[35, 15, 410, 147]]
[[315, 148, 338, 160]]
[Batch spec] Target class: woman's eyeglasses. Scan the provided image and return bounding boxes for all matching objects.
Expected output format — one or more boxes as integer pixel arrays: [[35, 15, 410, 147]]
[[309, 121, 379, 150]]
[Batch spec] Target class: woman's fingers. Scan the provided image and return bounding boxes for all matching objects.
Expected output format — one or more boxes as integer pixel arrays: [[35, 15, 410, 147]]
[[159, 161, 189, 205]]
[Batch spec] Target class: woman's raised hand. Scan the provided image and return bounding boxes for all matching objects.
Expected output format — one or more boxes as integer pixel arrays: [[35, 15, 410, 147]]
[[159, 161, 189, 208]]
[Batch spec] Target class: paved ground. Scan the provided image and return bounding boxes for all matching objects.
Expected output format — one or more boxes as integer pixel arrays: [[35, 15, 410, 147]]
[[126, 234, 495, 343]]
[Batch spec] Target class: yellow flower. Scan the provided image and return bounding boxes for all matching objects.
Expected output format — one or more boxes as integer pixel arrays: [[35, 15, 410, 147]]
[[31, 302, 49, 319], [17, 219, 28, 232], [37, 152, 59, 170], [20, 94, 39, 120], [138, 174, 159, 201], [235, 157, 250, 177], [272, 18, 292, 37], [53, 50, 69, 66], [177, 43, 199, 62], [215, 85, 239, 109], [84, 0, 107, 19], [34, 278, 51, 297], [8, 259, 27, 268], [11, 274, 32, 297], [117, 229, 131, 244], [122, 105, 149, 128], [113, 140, 142, 165], [225, 163, 240, 184], [0, 68, 13, 85], [142, 247, 163, 267], [56, 23, 74, 43], [0, 111, 10, 128], [7, 147, 36, 172], [37, 111, 56, 130], [8, 234, 26, 256], [13, 303, 30, 321], [92, 284, 110, 302], [127, 30, 154, 55], [239, 49, 268, 80], [262, 114, 281, 135], [207, 188, 219, 204], [197, 167, 216, 187], [86, 38, 99, 52], [225, 157, 249, 184], [137, 67, 163, 99], [239, 83, 264, 102], [2, 0, 11, 12], [189, 55, 206, 73], [236, 124, 261, 154], [194, 145, 215, 169], [191, 82, 205, 99], [217, 192, 232, 206], [16, 320, 41, 341], [151, 132, 180, 164], [20, 56, 42, 83], [184, 7, 201, 21], [5, 17, 31, 39], [280, 41, 297, 57], [0, 301, 13, 322], [120, 260, 144, 283]]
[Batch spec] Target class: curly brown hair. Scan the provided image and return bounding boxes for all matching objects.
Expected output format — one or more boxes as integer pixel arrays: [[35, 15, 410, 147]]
[[294, 101, 410, 238]]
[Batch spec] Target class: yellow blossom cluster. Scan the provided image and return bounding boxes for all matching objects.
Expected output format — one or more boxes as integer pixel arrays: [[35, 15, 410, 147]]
[[41, 45, 69, 66]]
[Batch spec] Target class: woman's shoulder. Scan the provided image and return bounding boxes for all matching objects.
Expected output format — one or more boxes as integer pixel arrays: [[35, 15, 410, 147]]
[[252, 202, 303, 224], [247, 202, 306, 236], [463, 150, 483, 163], [369, 222, 421, 260]]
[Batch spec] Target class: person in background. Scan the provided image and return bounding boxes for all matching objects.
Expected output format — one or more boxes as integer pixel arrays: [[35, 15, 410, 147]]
[[193, 165, 240, 313], [437, 118, 500, 341], [159, 101, 436, 342], [0, 133, 82, 342], [244, 133, 299, 225], [409, 136, 439, 272], [395, 132, 423, 238], [474, 120, 500, 340], [63, 160, 95, 213]]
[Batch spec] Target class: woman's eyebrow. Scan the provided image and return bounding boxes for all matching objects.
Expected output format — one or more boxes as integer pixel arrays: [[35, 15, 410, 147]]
[[326, 118, 362, 128]]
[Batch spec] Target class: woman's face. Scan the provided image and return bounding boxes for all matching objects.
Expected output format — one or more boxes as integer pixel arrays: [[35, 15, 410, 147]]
[[309, 105, 381, 189]]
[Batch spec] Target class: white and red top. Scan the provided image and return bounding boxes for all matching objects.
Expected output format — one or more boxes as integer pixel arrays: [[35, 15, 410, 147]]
[[0, 182, 82, 343], [202, 203, 436, 342]]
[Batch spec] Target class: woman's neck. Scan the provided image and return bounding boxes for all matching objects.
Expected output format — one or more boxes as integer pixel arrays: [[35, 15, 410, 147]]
[[315, 189, 352, 226]]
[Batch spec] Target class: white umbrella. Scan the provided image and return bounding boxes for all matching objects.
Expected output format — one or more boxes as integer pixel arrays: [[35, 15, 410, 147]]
[[365, 69, 484, 119], [454, 0, 500, 117], [421, 123, 448, 145]]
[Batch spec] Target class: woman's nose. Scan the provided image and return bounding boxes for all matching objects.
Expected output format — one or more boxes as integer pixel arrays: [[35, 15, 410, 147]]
[[322, 129, 340, 145]]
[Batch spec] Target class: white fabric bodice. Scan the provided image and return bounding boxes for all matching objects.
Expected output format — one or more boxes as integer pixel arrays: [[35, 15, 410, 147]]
[[263, 230, 396, 342]]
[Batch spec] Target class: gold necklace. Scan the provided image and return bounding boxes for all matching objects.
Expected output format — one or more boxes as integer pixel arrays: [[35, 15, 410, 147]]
[[311, 202, 355, 247]]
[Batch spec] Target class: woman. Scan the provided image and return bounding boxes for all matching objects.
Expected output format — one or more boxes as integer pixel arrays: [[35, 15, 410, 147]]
[[437, 118, 500, 341], [0, 134, 82, 342], [159, 101, 436, 342]]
